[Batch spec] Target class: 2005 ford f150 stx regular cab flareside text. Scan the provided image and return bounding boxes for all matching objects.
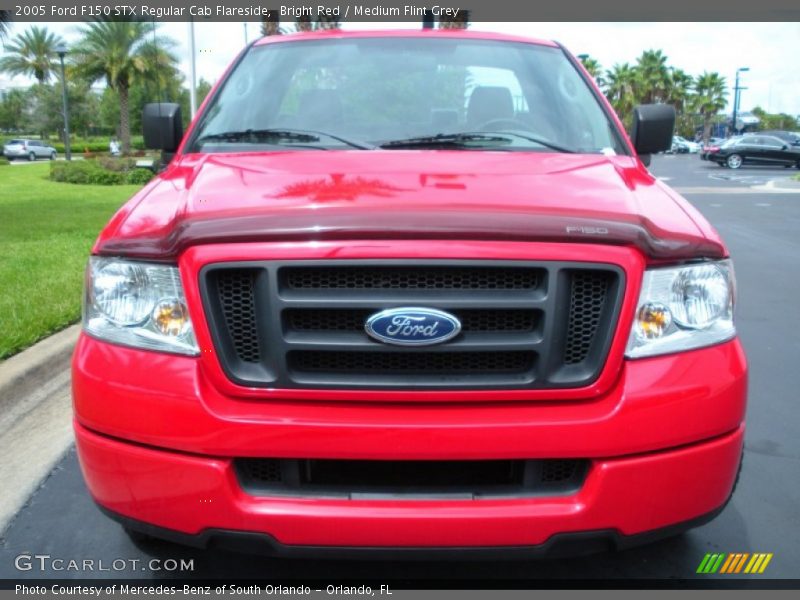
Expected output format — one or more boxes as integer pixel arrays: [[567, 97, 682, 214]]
[[72, 29, 747, 558]]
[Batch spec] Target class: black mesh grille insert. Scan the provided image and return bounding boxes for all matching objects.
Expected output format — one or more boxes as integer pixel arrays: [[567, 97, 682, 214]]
[[541, 459, 582, 483], [216, 269, 260, 363], [235, 458, 589, 498], [285, 309, 537, 333], [282, 266, 541, 290], [201, 261, 622, 391], [289, 351, 535, 375], [563, 271, 613, 365], [244, 458, 282, 483]]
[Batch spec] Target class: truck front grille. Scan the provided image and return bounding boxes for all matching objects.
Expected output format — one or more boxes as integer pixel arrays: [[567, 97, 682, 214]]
[[201, 260, 623, 391], [282, 265, 541, 290], [284, 308, 538, 333], [235, 458, 589, 499], [289, 350, 535, 376]]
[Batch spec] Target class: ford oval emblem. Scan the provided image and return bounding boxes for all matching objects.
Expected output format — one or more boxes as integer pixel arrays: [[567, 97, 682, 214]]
[[365, 307, 461, 347]]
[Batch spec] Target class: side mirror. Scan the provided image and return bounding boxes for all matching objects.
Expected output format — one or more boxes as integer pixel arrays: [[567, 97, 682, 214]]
[[630, 104, 676, 165], [143, 103, 183, 153]]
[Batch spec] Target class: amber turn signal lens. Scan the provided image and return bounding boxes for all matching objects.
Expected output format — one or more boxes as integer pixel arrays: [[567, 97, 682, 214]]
[[636, 303, 672, 339], [152, 299, 190, 337]]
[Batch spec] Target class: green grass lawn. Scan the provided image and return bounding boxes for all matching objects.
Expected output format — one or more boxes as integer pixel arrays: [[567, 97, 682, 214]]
[[0, 163, 140, 359]]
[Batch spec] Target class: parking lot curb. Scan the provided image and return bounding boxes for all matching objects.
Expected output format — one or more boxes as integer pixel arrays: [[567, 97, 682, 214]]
[[0, 324, 79, 414], [767, 178, 800, 191]]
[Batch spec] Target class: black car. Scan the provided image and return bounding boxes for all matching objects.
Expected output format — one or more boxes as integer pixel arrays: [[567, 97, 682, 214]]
[[700, 137, 724, 160], [755, 130, 800, 146], [707, 135, 800, 169]]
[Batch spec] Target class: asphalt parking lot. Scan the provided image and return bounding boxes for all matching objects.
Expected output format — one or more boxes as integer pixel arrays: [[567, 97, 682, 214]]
[[1, 154, 798, 584]]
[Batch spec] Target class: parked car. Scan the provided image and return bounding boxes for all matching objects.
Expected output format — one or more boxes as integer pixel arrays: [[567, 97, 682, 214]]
[[73, 29, 746, 557], [700, 137, 725, 160], [2, 139, 57, 161], [707, 134, 800, 169], [670, 135, 701, 154], [749, 130, 800, 147]]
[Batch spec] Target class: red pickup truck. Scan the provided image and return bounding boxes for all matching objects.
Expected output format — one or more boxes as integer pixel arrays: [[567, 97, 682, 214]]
[[73, 29, 746, 558]]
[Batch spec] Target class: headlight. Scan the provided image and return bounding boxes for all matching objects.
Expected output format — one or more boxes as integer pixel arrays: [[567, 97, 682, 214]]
[[625, 260, 735, 359], [83, 257, 199, 356]]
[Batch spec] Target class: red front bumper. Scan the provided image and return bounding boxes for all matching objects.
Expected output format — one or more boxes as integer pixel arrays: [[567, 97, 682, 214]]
[[73, 335, 746, 549], [75, 420, 743, 548], [73, 240, 747, 550]]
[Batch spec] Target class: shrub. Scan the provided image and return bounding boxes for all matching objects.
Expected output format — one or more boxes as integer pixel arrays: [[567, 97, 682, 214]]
[[94, 156, 138, 172], [50, 137, 145, 154], [50, 162, 68, 181], [126, 168, 154, 185], [48, 159, 149, 186], [90, 169, 125, 185]]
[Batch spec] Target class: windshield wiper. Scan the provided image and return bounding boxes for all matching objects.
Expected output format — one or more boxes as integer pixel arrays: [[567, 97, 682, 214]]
[[463, 131, 576, 154], [196, 128, 374, 150], [380, 131, 576, 153], [379, 133, 514, 150]]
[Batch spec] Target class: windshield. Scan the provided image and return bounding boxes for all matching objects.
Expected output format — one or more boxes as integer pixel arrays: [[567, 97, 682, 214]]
[[721, 137, 743, 148], [189, 37, 625, 155]]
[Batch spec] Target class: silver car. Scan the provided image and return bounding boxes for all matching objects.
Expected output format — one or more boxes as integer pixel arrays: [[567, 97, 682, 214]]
[[2, 139, 58, 161]]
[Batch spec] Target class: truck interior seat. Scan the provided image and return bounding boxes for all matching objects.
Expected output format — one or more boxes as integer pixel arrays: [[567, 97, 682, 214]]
[[466, 86, 514, 128]]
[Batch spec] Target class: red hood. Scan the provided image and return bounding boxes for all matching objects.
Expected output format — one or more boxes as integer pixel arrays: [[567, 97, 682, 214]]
[[95, 151, 724, 261]]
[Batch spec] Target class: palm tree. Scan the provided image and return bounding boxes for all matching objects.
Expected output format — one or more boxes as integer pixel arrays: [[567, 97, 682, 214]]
[[605, 63, 638, 127], [260, 15, 341, 36], [295, 15, 313, 32], [666, 68, 692, 112], [635, 49, 669, 104], [71, 20, 176, 154], [260, 12, 282, 36], [137, 36, 180, 97], [316, 15, 341, 30], [579, 55, 604, 87], [666, 68, 694, 136], [0, 10, 11, 42], [693, 71, 728, 144], [0, 26, 65, 84], [438, 10, 469, 29]]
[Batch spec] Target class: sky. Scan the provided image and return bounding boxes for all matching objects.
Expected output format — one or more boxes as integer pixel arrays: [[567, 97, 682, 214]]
[[1, 21, 799, 116]]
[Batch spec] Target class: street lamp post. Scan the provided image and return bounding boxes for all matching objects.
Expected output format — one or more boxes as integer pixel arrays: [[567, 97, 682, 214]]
[[55, 42, 71, 161], [732, 67, 750, 136]]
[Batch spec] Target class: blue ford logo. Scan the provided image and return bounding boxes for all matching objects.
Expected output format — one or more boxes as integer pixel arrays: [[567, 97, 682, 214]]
[[365, 307, 461, 347]]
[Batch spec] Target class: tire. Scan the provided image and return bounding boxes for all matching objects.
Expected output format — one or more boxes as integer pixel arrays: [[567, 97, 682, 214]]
[[50, 151, 56, 160], [796, 160, 800, 170], [122, 526, 168, 547], [726, 154, 743, 169], [122, 526, 152, 543], [28, 152, 36, 162]]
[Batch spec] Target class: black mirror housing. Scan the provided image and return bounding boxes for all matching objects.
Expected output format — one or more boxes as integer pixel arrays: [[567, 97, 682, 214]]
[[143, 103, 184, 152], [630, 104, 676, 156]]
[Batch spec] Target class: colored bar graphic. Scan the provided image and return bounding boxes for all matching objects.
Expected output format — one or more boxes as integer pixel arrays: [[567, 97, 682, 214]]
[[758, 554, 773, 573], [698, 552, 773, 574], [734, 553, 749, 573], [711, 553, 725, 573], [697, 553, 714, 574], [720, 554, 736, 573], [744, 554, 760, 573]]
